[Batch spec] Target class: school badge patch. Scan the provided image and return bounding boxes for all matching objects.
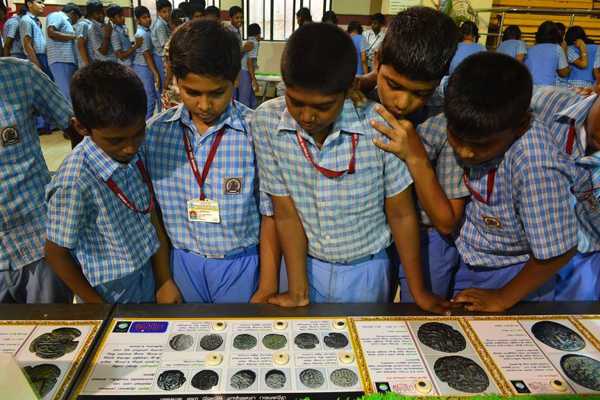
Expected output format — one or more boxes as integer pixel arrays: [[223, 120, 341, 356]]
[[224, 177, 242, 195], [482, 215, 502, 228], [1, 126, 19, 147]]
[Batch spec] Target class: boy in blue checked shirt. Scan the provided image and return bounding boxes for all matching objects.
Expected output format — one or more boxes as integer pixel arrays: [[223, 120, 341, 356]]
[[107, 4, 141, 67], [19, 0, 50, 75], [2, 8, 25, 58], [442, 53, 598, 311], [253, 23, 449, 312], [87, 1, 117, 62], [45, 62, 181, 304], [151, 0, 172, 99], [133, 6, 160, 120], [0, 58, 72, 303], [46, 3, 80, 102], [73, 3, 95, 68], [142, 20, 280, 304]]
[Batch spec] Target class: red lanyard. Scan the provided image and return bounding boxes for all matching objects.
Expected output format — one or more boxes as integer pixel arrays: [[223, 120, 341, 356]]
[[565, 120, 576, 155], [105, 160, 155, 214], [183, 127, 225, 200], [295, 131, 358, 178], [463, 168, 496, 205]]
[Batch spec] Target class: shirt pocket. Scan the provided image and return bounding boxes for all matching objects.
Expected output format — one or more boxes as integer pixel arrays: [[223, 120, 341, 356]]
[[0, 218, 46, 269]]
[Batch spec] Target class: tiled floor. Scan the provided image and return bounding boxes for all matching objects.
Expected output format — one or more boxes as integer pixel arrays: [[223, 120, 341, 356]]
[[40, 132, 71, 172]]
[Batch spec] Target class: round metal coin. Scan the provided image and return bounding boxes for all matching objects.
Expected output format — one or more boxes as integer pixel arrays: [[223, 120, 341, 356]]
[[169, 334, 194, 351], [265, 369, 286, 389], [199, 334, 223, 351], [233, 334, 257, 350], [230, 369, 256, 390], [323, 332, 349, 349], [24, 364, 61, 398], [560, 354, 600, 391], [294, 333, 319, 349], [330, 368, 358, 387], [531, 321, 585, 352], [299, 368, 325, 388], [262, 334, 287, 350], [417, 322, 466, 353], [157, 370, 186, 391], [433, 356, 489, 393], [191, 370, 219, 391]]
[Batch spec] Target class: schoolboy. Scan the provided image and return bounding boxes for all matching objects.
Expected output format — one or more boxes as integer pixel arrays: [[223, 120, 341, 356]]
[[142, 20, 279, 303], [238, 22, 260, 108], [3, 8, 25, 58], [108, 4, 141, 67], [87, 0, 116, 61], [253, 23, 448, 312], [445, 53, 598, 310], [367, 7, 466, 302], [19, 0, 49, 74], [45, 62, 180, 304], [203, 6, 220, 22], [73, 1, 96, 68], [0, 58, 72, 303], [133, 5, 160, 119], [151, 0, 172, 96]]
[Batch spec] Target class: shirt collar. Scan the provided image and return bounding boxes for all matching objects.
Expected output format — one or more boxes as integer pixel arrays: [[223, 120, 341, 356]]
[[276, 98, 369, 137], [578, 151, 600, 168], [81, 136, 136, 181], [26, 12, 38, 21], [556, 93, 597, 129], [166, 103, 247, 136]]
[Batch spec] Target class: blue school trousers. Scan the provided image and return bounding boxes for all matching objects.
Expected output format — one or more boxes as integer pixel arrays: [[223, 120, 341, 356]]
[[237, 70, 257, 109], [49, 62, 77, 103], [36, 54, 55, 131], [93, 262, 155, 304], [171, 246, 259, 303], [0, 259, 72, 304], [133, 64, 159, 120], [152, 53, 165, 108]]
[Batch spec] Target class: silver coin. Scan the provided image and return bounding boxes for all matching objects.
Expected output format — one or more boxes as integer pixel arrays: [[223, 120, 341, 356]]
[[157, 370, 186, 391], [169, 334, 194, 351], [265, 369, 286, 389], [561, 354, 600, 391], [299, 368, 325, 388], [262, 334, 287, 350], [199, 334, 223, 351], [417, 322, 467, 353], [323, 332, 348, 349], [434, 356, 489, 393], [191, 370, 219, 390], [233, 334, 257, 350], [24, 364, 61, 398], [532, 321, 585, 352], [330, 368, 358, 387], [230, 369, 256, 390], [294, 333, 319, 349]]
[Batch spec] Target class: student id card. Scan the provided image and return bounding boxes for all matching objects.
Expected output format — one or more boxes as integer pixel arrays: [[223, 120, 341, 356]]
[[187, 199, 220, 223]]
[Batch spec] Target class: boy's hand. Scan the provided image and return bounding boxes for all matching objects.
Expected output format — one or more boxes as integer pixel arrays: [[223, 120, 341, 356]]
[[153, 73, 160, 91], [413, 290, 455, 315], [155, 278, 183, 304], [452, 288, 512, 312], [371, 105, 428, 163], [268, 292, 309, 307], [250, 288, 276, 304], [134, 36, 144, 49], [575, 38, 586, 51], [252, 78, 260, 93], [103, 22, 113, 36]]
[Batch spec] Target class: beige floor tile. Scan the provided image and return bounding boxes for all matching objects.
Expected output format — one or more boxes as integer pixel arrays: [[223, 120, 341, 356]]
[[40, 132, 71, 172]]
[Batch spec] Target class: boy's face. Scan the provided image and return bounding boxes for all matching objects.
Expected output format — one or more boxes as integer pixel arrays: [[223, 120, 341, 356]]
[[138, 14, 151, 28], [192, 11, 203, 20], [77, 118, 146, 164], [177, 72, 236, 127], [586, 96, 600, 153], [90, 10, 105, 23], [158, 6, 171, 21], [376, 65, 439, 118], [371, 20, 382, 33], [28, 0, 45, 16], [68, 11, 80, 25], [231, 12, 243, 28], [110, 13, 125, 25], [285, 86, 346, 138], [204, 13, 219, 22]]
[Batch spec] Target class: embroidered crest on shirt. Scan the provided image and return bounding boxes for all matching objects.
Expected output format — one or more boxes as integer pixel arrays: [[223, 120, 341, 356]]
[[224, 177, 242, 195], [1, 127, 19, 146], [482, 215, 502, 228]]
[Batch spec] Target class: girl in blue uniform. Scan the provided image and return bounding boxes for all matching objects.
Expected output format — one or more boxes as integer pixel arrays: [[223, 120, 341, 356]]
[[524, 21, 570, 89], [496, 25, 527, 62], [565, 26, 597, 88], [448, 21, 486, 74]]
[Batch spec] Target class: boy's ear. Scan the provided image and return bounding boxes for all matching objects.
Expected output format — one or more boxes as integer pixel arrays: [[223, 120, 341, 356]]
[[71, 117, 91, 137]]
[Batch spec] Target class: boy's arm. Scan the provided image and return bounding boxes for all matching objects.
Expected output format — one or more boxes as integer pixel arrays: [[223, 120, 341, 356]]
[[45, 240, 104, 303], [77, 36, 90, 65], [267, 195, 309, 307], [247, 57, 259, 92], [22, 36, 41, 68], [3, 37, 14, 56], [144, 49, 160, 88], [571, 39, 588, 69], [385, 189, 453, 314], [150, 208, 182, 304], [251, 214, 281, 303], [372, 106, 464, 234], [361, 50, 369, 75], [98, 23, 112, 55], [47, 16, 76, 42], [453, 248, 577, 312]]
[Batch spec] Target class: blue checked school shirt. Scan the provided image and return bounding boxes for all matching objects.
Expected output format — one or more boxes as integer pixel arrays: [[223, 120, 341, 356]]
[[133, 26, 152, 66], [46, 137, 159, 286], [454, 118, 589, 267], [88, 19, 116, 62], [253, 97, 414, 263], [0, 58, 72, 270], [142, 101, 266, 257], [576, 153, 600, 253], [74, 18, 93, 67], [46, 11, 76, 65], [3, 15, 24, 56], [150, 16, 170, 57], [18, 12, 45, 54], [566, 44, 598, 88], [111, 24, 132, 66]]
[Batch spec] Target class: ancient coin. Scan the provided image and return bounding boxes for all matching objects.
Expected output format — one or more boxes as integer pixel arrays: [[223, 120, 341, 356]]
[[417, 322, 466, 353], [23, 364, 61, 398], [169, 334, 194, 351], [265, 369, 286, 389], [29, 328, 81, 359], [531, 321, 585, 351], [561, 354, 600, 391], [434, 356, 489, 393], [199, 334, 223, 351], [294, 333, 319, 349], [299, 368, 325, 388], [262, 334, 287, 350], [157, 370, 186, 391], [323, 332, 349, 349], [233, 334, 257, 350], [230, 369, 256, 390], [330, 368, 358, 387], [191, 370, 219, 391]]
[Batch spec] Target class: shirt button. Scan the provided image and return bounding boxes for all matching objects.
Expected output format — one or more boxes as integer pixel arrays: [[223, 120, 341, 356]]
[[325, 235, 331, 241]]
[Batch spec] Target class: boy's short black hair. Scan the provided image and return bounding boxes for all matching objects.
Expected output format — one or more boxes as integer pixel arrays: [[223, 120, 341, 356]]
[[460, 21, 479, 40], [204, 5, 220, 18], [187, 2, 204, 17], [247, 23, 261, 37], [371, 12, 385, 25], [105, 4, 122, 18], [556, 22, 566, 37], [565, 25, 593, 45], [535, 21, 561, 44], [64, 3, 82, 17], [281, 23, 355, 95], [169, 19, 240, 81], [347, 21, 362, 34], [134, 5, 149, 19], [156, 0, 171, 12], [171, 8, 186, 24], [229, 5, 241, 17], [380, 7, 459, 82], [71, 61, 146, 129], [321, 10, 337, 24], [502, 25, 521, 41], [444, 52, 532, 141], [86, 1, 104, 17], [296, 7, 311, 21]]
